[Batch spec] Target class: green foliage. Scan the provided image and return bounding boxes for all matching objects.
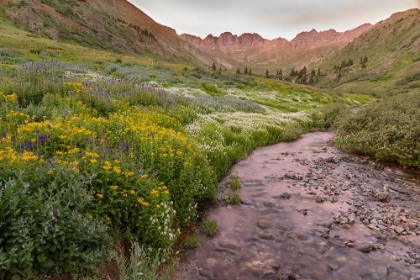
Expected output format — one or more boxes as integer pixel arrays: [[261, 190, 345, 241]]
[[200, 219, 218, 237], [308, 103, 348, 129], [223, 173, 241, 205], [228, 173, 241, 191], [336, 92, 420, 167], [181, 234, 201, 249], [201, 83, 224, 96], [0, 167, 111, 279], [225, 191, 241, 205], [117, 241, 175, 280]]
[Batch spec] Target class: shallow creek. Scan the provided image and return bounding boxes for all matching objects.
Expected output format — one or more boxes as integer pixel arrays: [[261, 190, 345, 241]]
[[175, 132, 420, 279]]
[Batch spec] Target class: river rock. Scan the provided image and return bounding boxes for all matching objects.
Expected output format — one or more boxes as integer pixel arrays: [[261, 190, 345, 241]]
[[199, 269, 215, 279], [285, 172, 303, 180], [257, 221, 271, 229], [279, 192, 291, 199], [375, 191, 390, 203], [354, 242, 373, 253], [394, 225, 405, 234]]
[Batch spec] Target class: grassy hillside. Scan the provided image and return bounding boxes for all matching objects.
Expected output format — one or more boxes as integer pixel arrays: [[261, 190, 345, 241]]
[[0, 17, 372, 279], [0, 0, 211, 65], [315, 9, 420, 96]]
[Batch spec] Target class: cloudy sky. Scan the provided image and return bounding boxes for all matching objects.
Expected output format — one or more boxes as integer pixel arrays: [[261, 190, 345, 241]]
[[128, 0, 419, 41]]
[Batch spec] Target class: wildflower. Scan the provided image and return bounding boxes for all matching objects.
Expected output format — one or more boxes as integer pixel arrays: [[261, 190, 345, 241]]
[[113, 166, 121, 174], [137, 197, 149, 206], [90, 159, 97, 164], [110, 185, 118, 190], [129, 190, 136, 195], [150, 189, 160, 197], [103, 161, 112, 171], [141, 174, 148, 179], [124, 171, 135, 177], [105, 215, 111, 221], [96, 193, 104, 199], [156, 205, 161, 208], [47, 169, 54, 175]]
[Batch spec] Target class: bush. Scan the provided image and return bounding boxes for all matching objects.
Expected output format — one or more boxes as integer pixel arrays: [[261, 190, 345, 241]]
[[335, 92, 420, 167], [0, 168, 111, 279], [308, 102, 348, 129]]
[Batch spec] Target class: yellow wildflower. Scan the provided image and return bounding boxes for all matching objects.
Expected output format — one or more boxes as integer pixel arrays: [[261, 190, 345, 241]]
[[150, 189, 160, 197], [110, 185, 118, 190], [96, 193, 104, 199], [113, 166, 121, 174]]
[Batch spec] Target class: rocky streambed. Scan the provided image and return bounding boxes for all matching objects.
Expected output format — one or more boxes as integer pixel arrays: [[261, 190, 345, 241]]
[[174, 132, 420, 280]]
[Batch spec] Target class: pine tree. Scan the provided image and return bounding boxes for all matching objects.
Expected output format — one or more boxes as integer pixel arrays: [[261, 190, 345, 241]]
[[317, 68, 321, 76], [236, 68, 241, 74], [265, 69, 269, 78], [244, 67, 248, 75], [309, 72, 315, 84], [363, 56, 368, 64], [211, 62, 216, 71], [290, 68, 295, 77], [249, 68, 252, 75]]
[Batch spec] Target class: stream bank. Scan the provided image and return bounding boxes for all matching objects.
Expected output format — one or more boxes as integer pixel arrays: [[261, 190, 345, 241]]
[[174, 132, 420, 280]]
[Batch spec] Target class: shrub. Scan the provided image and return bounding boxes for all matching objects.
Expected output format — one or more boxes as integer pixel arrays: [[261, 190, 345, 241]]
[[0, 168, 111, 279], [335, 92, 420, 168], [117, 241, 175, 280], [308, 102, 348, 129]]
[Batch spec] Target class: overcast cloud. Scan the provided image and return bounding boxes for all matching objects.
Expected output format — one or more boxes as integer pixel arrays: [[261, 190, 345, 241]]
[[128, 0, 419, 40]]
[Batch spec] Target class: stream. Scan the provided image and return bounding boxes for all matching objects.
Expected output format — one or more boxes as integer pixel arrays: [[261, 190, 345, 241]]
[[174, 132, 420, 280]]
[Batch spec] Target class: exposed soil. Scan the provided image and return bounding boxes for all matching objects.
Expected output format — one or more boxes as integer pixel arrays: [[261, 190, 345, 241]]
[[174, 132, 420, 280]]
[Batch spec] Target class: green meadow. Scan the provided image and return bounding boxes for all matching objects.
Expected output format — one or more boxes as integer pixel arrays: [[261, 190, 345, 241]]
[[0, 20, 372, 279]]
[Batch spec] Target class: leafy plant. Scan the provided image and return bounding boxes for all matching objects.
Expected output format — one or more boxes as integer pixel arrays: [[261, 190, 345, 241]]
[[117, 241, 176, 280], [200, 219, 218, 237], [181, 234, 201, 249], [0, 168, 111, 279]]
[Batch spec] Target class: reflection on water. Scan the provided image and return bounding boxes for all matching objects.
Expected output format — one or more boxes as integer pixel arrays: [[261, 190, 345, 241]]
[[176, 132, 420, 279]]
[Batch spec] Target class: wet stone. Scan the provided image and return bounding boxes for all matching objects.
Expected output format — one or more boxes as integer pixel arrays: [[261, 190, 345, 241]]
[[328, 263, 340, 271], [395, 225, 405, 234], [285, 172, 303, 180], [257, 221, 271, 229], [199, 269, 215, 279], [277, 192, 291, 199], [354, 242, 373, 253]]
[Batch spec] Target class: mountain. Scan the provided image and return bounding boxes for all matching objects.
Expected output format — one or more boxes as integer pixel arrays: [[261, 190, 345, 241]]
[[1, 0, 213, 64], [180, 24, 372, 65]]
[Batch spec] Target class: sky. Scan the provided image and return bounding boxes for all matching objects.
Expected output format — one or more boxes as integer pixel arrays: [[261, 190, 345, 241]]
[[128, 0, 419, 41]]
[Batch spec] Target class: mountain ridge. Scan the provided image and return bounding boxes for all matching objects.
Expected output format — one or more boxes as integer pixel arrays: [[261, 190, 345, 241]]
[[180, 23, 373, 59]]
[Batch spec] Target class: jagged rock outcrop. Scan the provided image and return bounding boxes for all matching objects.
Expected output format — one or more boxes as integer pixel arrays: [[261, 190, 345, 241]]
[[180, 24, 372, 63]]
